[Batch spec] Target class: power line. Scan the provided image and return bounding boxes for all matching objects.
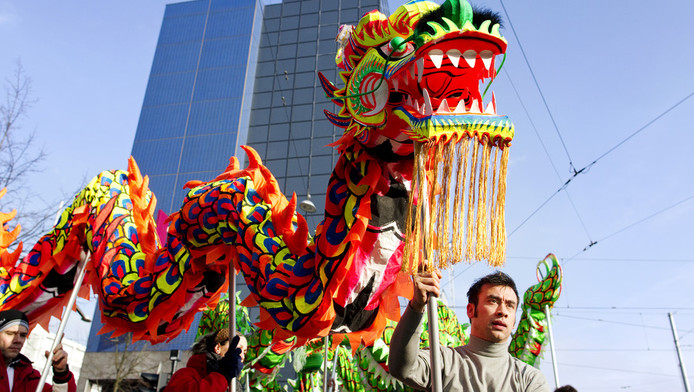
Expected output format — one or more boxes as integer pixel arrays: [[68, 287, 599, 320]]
[[543, 361, 678, 378], [509, 90, 694, 237], [504, 71, 593, 242], [556, 348, 694, 352], [498, 0, 576, 173], [567, 192, 694, 260], [554, 306, 694, 311], [507, 256, 694, 263], [554, 313, 669, 330]]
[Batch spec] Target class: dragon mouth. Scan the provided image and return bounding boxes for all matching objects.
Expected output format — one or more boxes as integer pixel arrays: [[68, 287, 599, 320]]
[[388, 31, 513, 145]]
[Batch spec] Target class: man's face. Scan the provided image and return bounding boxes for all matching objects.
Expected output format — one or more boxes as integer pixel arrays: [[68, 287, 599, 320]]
[[0, 325, 28, 362], [467, 284, 518, 343]]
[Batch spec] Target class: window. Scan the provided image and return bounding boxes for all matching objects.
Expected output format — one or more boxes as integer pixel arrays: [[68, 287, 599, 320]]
[[340, 8, 361, 24], [277, 43, 299, 60], [286, 157, 310, 176], [269, 124, 290, 141], [266, 141, 290, 160], [280, 15, 299, 30], [320, 11, 338, 25], [278, 29, 299, 45], [294, 71, 316, 89], [293, 87, 315, 105], [297, 42, 317, 58], [247, 126, 269, 143], [299, 12, 319, 28], [282, 2, 301, 16], [298, 27, 319, 42], [291, 104, 313, 122], [319, 24, 339, 40]]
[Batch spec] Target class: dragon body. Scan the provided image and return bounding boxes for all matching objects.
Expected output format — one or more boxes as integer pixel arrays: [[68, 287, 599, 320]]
[[0, 0, 514, 354]]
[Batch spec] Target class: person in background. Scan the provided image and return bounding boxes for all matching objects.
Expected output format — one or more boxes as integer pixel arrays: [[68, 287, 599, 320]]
[[165, 328, 243, 392], [388, 271, 550, 391], [554, 385, 577, 392], [0, 309, 76, 392]]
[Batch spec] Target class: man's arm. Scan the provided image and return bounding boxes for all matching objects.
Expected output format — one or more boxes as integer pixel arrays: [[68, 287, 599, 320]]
[[387, 270, 441, 389]]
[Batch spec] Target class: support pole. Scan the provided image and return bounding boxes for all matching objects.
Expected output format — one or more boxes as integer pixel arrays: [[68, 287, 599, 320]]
[[229, 266, 237, 392], [328, 345, 339, 392], [416, 146, 442, 392], [35, 250, 90, 392], [544, 305, 560, 388], [669, 312, 691, 392], [323, 336, 329, 392]]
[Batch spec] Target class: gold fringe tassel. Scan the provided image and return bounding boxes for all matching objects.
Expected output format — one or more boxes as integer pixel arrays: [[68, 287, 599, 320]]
[[403, 136, 509, 274]]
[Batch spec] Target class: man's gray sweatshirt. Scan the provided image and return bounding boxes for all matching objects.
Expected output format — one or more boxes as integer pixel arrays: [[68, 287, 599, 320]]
[[388, 304, 551, 392]]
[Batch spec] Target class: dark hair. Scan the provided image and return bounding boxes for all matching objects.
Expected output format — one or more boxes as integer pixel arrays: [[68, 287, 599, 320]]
[[554, 386, 577, 392], [466, 271, 519, 307]]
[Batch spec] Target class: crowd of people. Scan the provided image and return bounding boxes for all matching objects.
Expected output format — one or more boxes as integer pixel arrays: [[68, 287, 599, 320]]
[[0, 272, 577, 392]]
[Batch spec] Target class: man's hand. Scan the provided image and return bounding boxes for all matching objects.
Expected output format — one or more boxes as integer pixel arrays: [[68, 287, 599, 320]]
[[410, 269, 442, 313], [46, 343, 68, 373]]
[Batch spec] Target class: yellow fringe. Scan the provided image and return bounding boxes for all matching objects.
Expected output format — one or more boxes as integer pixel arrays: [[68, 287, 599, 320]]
[[402, 135, 509, 274]]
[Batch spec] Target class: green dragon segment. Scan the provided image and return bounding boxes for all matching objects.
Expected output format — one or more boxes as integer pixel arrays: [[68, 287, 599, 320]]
[[509, 254, 563, 366]]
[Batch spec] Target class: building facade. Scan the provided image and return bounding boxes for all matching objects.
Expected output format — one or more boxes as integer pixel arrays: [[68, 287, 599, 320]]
[[82, 0, 388, 389]]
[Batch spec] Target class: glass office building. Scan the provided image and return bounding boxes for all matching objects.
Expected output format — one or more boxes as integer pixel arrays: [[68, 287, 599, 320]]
[[82, 0, 389, 388]]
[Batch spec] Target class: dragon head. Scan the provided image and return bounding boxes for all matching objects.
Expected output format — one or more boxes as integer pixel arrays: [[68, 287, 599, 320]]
[[320, 0, 513, 155]]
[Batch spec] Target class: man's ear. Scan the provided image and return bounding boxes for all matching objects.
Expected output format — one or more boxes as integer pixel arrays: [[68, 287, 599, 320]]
[[213, 343, 221, 355], [467, 303, 475, 319]]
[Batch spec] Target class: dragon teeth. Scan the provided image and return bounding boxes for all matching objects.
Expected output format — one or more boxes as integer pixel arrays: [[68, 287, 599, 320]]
[[429, 49, 444, 69], [393, 79, 399, 92], [469, 99, 481, 113], [463, 49, 477, 68], [417, 58, 424, 83], [446, 49, 461, 67], [480, 50, 493, 70], [423, 89, 433, 115], [453, 99, 467, 114], [484, 100, 495, 114], [436, 98, 450, 114]]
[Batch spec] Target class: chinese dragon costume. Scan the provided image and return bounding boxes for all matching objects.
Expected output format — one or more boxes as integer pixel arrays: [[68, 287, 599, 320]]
[[0, 0, 515, 353]]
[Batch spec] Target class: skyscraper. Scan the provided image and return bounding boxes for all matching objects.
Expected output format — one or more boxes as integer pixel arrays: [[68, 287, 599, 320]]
[[81, 0, 389, 389]]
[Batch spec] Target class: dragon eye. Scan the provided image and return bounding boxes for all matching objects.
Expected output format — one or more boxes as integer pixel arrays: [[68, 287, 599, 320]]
[[381, 38, 414, 60]]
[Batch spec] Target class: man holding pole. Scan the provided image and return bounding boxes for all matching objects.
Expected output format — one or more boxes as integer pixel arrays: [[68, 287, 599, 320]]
[[388, 271, 550, 391], [0, 309, 76, 392]]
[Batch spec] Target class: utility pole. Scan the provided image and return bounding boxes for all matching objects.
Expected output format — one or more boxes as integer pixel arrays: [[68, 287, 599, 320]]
[[668, 312, 691, 392]]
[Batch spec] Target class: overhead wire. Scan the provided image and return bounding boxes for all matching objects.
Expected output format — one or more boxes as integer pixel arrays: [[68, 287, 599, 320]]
[[509, 89, 694, 238], [565, 192, 694, 261], [498, 0, 577, 173], [499, 1, 694, 240]]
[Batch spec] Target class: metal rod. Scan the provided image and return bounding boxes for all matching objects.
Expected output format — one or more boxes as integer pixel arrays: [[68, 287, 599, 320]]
[[35, 250, 90, 392], [230, 266, 237, 392], [544, 305, 560, 388], [427, 296, 443, 392], [328, 345, 339, 392], [669, 312, 691, 392], [323, 336, 329, 392], [417, 145, 442, 392]]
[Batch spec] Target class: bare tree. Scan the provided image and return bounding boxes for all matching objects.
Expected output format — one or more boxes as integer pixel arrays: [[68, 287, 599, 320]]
[[0, 60, 57, 250]]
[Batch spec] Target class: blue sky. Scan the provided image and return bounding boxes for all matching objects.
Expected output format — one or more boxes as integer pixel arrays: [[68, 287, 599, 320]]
[[2, 0, 694, 390]]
